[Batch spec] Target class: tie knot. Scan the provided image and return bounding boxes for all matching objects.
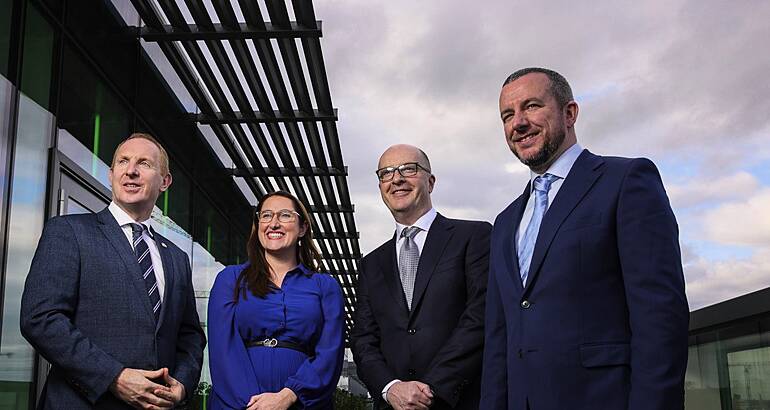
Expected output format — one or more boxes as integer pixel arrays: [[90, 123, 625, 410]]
[[533, 173, 558, 193], [129, 223, 145, 234], [401, 226, 420, 240]]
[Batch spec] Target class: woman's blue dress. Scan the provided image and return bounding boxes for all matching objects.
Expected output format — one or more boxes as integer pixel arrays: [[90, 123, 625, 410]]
[[208, 263, 345, 409]]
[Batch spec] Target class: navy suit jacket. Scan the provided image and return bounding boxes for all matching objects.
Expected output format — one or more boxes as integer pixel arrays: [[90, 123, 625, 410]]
[[480, 150, 688, 410], [351, 214, 491, 410], [21, 208, 206, 409]]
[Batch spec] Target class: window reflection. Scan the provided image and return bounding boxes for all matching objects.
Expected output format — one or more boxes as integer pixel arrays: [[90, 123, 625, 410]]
[[0, 93, 53, 410]]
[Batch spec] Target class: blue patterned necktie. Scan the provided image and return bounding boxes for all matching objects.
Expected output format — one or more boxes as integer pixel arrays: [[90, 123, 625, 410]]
[[518, 173, 559, 286], [399, 226, 421, 310], [130, 223, 161, 322]]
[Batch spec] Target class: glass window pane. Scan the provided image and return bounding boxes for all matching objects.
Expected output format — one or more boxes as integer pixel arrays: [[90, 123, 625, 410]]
[[19, 5, 54, 110], [0, 93, 54, 410], [727, 346, 770, 408], [685, 339, 723, 410], [57, 40, 131, 173], [0, 0, 12, 77]]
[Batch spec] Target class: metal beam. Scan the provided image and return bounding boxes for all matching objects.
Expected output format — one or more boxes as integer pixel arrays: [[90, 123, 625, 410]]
[[315, 232, 360, 240], [228, 166, 347, 177], [309, 204, 355, 213], [192, 109, 337, 124], [139, 21, 322, 41], [322, 253, 363, 260]]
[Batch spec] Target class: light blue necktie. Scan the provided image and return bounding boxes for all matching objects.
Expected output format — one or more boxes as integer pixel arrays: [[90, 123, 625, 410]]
[[518, 173, 559, 286]]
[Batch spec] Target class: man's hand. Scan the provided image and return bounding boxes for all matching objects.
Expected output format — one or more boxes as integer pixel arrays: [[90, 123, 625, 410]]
[[153, 368, 185, 405], [386, 381, 433, 410], [109, 368, 173, 409], [246, 388, 297, 410]]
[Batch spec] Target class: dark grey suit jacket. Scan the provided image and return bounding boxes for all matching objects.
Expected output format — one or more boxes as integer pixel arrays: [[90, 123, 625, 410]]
[[21, 208, 206, 409], [351, 214, 492, 410]]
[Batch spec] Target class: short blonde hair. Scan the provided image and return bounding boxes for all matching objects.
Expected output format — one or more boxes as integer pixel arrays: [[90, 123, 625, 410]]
[[112, 133, 170, 176]]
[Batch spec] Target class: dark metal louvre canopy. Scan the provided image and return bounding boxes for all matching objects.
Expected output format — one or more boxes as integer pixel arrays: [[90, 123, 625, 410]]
[[129, 0, 359, 342]]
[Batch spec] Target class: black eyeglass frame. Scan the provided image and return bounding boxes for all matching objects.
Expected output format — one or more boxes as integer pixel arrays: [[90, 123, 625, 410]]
[[375, 162, 431, 182]]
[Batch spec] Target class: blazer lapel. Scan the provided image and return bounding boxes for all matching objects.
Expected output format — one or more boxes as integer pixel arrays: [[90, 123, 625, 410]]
[[503, 184, 531, 293], [96, 209, 156, 322], [409, 214, 453, 318], [524, 150, 604, 293], [154, 230, 175, 331], [380, 237, 410, 315]]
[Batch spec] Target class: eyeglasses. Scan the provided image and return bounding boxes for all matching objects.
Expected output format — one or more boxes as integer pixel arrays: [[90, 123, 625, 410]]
[[256, 209, 300, 224], [375, 162, 431, 182]]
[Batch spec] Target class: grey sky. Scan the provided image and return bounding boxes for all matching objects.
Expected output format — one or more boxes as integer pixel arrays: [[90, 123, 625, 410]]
[[315, 0, 770, 310]]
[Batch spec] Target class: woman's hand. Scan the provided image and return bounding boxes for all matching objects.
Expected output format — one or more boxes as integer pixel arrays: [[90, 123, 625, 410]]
[[246, 388, 298, 410]]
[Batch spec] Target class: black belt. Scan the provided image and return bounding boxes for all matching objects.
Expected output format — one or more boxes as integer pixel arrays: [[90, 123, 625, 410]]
[[244, 338, 313, 357]]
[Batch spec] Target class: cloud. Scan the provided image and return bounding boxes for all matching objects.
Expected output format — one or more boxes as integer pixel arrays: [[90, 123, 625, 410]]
[[701, 188, 770, 246], [684, 245, 770, 310], [313, 0, 770, 308], [667, 171, 760, 209]]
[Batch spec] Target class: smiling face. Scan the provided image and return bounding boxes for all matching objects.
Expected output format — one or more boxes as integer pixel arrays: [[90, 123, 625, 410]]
[[257, 195, 308, 260], [377, 144, 435, 225], [499, 72, 578, 173], [108, 137, 172, 221]]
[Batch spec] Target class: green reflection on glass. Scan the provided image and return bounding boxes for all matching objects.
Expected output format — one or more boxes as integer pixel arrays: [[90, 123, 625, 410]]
[[92, 113, 101, 177], [207, 225, 212, 253]]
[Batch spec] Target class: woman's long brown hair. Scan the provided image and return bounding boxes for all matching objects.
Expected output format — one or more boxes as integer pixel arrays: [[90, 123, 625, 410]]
[[234, 191, 323, 301]]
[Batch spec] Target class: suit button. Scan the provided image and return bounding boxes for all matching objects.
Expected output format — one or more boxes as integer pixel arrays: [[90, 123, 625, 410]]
[[408, 328, 416, 335], [520, 300, 531, 309], [408, 368, 416, 376]]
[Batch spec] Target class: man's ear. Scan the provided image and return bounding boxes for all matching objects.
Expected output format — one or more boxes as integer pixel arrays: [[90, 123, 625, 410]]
[[564, 101, 579, 128], [160, 173, 173, 192]]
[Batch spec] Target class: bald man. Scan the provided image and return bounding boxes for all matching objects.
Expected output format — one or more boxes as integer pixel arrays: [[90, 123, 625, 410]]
[[351, 145, 492, 410]]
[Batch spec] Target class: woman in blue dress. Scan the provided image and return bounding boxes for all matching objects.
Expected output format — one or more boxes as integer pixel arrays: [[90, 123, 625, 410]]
[[208, 191, 345, 409]]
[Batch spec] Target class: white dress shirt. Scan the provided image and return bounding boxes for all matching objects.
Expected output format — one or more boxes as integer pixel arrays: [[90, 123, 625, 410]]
[[109, 202, 166, 302], [395, 207, 437, 262], [382, 207, 438, 400], [516, 143, 584, 249]]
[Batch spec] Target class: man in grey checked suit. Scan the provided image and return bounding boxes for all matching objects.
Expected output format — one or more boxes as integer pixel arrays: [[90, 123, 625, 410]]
[[21, 133, 206, 409]]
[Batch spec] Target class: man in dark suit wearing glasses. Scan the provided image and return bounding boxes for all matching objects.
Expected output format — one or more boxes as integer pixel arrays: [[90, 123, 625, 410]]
[[351, 144, 492, 410]]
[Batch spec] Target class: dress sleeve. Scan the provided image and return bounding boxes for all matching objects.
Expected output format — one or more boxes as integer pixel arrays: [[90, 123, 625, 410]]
[[208, 266, 259, 408], [284, 275, 345, 408]]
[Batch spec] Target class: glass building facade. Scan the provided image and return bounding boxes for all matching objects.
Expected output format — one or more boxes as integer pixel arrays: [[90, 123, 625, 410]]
[[0, 1, 252, 407], [686, 288, 770, 410]]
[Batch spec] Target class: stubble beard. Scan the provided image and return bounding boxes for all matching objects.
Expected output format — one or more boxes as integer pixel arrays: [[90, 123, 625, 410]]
[[512, 130, 565, 170]]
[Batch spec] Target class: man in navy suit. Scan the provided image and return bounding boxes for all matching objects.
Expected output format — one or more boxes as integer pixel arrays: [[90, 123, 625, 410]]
[[21, 133, 206, 409], [480, 68, 689, 410], [351, 145, 491, 410]]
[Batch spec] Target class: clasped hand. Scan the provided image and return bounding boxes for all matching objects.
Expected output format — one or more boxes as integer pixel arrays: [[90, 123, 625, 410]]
[[387, 380, 434, 410], [110, 367, 185, 409]]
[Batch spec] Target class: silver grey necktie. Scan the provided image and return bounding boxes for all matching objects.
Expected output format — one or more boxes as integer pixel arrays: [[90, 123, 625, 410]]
[[399, 226, 421, 310]]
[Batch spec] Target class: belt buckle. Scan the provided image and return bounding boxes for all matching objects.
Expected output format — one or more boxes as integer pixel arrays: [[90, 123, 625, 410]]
[[263, 338, 278, 347]]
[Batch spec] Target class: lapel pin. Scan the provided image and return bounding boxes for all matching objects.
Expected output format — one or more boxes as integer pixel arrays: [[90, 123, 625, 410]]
[[161, 242, 167, 248]]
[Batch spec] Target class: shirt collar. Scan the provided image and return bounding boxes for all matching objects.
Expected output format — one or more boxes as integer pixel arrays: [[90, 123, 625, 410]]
[[528, 143, 584, 189], [395, 207, 437, 238], [109, 201, 153, 235]]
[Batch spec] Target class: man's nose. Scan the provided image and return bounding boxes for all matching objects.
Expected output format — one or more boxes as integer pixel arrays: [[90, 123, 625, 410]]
[[510, 112, 530, 134], [125, 162, 139, 175], [392, 171, 405, 183]]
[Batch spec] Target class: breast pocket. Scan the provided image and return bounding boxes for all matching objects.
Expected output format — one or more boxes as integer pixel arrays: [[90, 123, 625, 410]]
[[580, 343, 630, 368], [561, 212, 603, 232], [434, 255, 463, 272]]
